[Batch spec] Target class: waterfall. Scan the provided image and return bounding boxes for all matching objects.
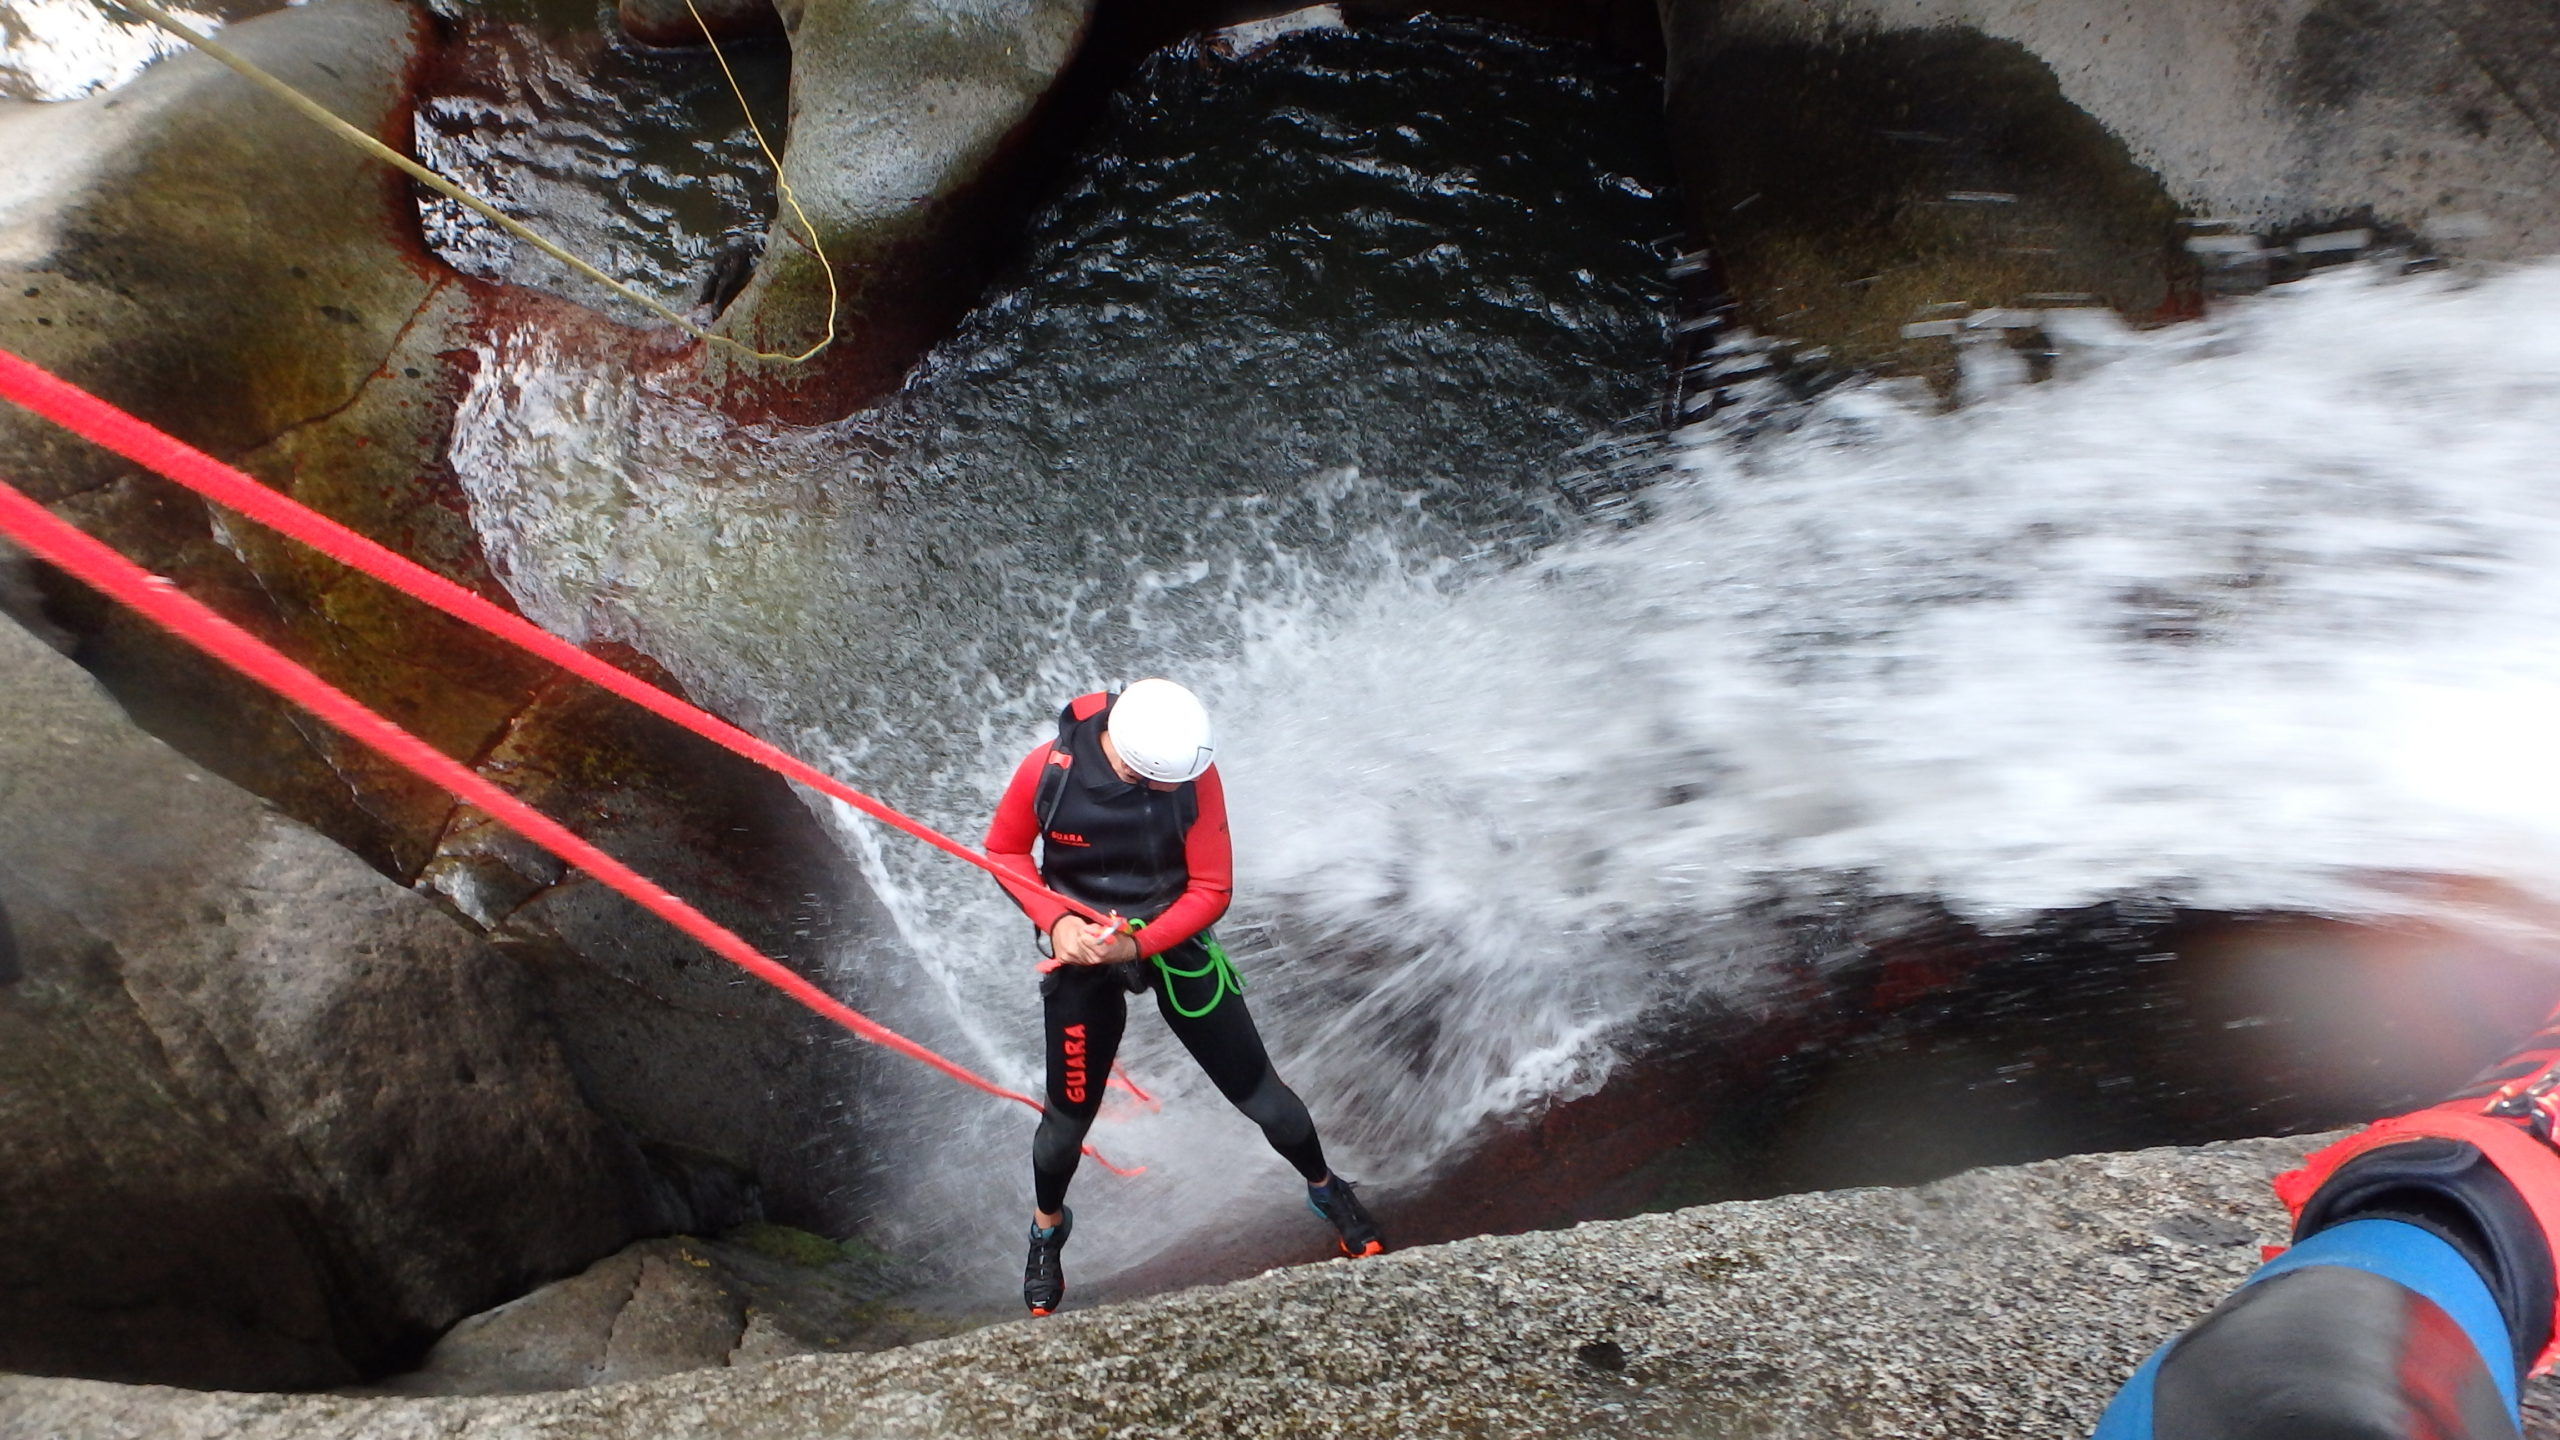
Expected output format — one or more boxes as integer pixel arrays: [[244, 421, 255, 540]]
[[447, 22, 2560, 1295]]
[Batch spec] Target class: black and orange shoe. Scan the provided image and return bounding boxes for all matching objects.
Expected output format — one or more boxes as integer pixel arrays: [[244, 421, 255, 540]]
[[1023, 1208, 1072, 1317], [1307, 1177, 1384, 1257]]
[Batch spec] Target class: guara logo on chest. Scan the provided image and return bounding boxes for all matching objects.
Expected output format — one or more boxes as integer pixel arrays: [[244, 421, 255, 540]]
[[1046, 830, 1090, 847]]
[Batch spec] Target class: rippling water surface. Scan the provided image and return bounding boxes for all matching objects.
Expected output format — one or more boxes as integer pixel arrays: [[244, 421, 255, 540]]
[[414, 0, 788, 322], [0, 0, 277, 101]]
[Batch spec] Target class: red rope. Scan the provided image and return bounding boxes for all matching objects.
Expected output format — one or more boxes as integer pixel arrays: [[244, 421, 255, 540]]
[[0, 349, 1118, 936], [0, 468, 1140, 1177]]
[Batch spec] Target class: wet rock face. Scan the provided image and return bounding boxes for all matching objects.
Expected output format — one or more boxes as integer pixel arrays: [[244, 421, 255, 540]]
[[0, 613, 644, 1388], [0, 0, 536, 879], [702, 0, 1095, 414], [618, 0, 784, 48], [1664, 26, 2195, 386], [1106, 900, 2560, 1304], [419, 644, 886, 1232], [0, 0, 902, 1379], [379, 1227, 968, 1396], [1671, 0, 2560, 265]]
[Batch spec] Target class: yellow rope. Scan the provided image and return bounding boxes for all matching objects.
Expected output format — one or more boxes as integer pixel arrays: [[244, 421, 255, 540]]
[[106, 0, 836, 365]]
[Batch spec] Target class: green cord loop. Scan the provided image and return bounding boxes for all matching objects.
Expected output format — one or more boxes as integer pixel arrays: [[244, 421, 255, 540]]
[[1150, 929, 1242, 1019]]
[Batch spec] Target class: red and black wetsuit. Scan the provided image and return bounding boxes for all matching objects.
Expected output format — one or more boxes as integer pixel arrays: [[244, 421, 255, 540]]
[[986, 691, 1328, 1212]]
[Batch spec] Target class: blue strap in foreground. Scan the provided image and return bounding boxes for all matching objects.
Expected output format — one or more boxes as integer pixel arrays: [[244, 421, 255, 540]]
[[2090, 1218, 2518, 1437]]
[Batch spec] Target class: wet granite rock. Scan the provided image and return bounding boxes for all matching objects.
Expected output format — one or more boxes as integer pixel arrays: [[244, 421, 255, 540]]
[[0, 612, 645, 1389], [0, 0, 541, 878], [375, 1228, 968, 1397], [416, 645, 883, 1231], [701, 0, 1094, 413], [1659, 0, 2560, 383], [0, 0, 890, 1265], [1676, 0, 2560, 265], [1661, 22, 2197, 388], [17, 1134, 2560, 1437]]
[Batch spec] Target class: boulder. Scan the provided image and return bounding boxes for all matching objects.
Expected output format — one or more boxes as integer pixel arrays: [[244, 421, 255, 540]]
[[702, 0, 1095, 414], [1671, 0, 2560, 263], [0, 611, 648, 1388], [16, 1134, 2560, 1436], [1658, 0, 2560, 380], [377, 1227, 968, 1396], [1661, 23, 2196, 387]]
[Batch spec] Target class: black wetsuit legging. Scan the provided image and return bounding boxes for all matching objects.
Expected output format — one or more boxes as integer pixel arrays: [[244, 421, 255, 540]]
[[1033, 938, 1327, 1213]]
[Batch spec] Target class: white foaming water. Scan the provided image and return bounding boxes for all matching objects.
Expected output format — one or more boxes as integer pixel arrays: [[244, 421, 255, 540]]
[[0, 0, 245, 101], [451, 260, 2560, 1291]]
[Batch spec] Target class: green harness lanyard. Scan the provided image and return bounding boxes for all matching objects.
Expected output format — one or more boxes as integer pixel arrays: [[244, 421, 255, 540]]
[[1127, 919, 1243, 1019]]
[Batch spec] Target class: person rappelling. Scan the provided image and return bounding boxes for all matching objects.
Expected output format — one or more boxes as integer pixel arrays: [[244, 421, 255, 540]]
[[983, 677, 1383, 1317]]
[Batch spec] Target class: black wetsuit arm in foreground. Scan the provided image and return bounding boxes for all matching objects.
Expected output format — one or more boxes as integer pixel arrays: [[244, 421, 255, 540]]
[[2094, 1010, 2560, 1440]]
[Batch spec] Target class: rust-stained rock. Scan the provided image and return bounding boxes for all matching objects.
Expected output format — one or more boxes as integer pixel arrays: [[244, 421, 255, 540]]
[[0, 0, 540, 876], [0, 0, 904, 1376]]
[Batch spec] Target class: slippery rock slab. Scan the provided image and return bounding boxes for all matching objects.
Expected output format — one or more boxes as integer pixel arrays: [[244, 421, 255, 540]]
[[415, 644, 881, 1230], [0, 0, 435, 483], [21, 1134, 2560, 1437], [0, 0, 880, 1248], [0, 613, 643, 1388], [0, 0, 544, 875]]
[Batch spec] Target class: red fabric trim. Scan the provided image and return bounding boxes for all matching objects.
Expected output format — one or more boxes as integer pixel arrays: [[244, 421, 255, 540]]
[[1069, 691, 1110, 721], [2279, 1107, 2560, 1374], [984, 742, 1071, 934]]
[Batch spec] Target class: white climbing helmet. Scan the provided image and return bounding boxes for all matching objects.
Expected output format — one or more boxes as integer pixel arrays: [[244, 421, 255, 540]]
[[1107, 678, 1215, 784]]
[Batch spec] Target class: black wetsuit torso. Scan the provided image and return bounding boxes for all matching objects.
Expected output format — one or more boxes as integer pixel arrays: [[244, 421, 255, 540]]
[[1035, 701, 1197, 921]]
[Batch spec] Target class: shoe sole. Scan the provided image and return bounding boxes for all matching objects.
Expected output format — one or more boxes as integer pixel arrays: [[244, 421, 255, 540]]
[[1337, 1239, 1384, 1258]]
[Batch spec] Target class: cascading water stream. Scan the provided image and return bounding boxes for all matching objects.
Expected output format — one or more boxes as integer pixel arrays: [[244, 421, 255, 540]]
[[444, 20, 2560, 1298], [452, 18, 1679, 1290]]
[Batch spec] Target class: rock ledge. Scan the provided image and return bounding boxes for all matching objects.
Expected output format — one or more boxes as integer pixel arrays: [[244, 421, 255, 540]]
[[24, 1132, 2558, 1439]]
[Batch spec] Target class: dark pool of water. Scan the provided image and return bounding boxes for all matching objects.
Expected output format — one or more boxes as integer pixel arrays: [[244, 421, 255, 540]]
[[886, 18, 1680, 550], [413, 0, 788, 323]]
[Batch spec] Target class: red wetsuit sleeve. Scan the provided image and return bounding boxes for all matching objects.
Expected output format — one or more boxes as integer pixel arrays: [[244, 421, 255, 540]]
[[984, 743, 1072, 933], [1135, 763, 1233, 957]]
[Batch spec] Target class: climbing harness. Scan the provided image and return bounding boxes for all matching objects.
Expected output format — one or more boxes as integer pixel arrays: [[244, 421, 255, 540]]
[[102, 0, 838, 364], [0, 351, 1144, 1174]]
